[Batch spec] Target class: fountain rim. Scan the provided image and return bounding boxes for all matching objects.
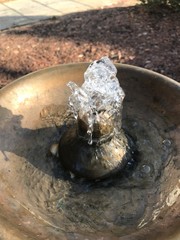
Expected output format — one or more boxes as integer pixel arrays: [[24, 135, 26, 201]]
[[0, 63, 179, 92], [0, 62, 179, 240]]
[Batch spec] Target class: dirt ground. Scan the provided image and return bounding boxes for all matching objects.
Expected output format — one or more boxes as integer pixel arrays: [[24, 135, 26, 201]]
[[0, 5, 180, 88]]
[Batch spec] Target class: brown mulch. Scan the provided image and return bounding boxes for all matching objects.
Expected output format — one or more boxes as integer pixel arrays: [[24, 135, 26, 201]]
[[0, 5, 180, 89]]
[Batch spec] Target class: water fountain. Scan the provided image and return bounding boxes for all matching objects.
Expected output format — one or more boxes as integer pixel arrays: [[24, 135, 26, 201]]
[[58, 57, 133, 180], [0, 58, 179, 240]]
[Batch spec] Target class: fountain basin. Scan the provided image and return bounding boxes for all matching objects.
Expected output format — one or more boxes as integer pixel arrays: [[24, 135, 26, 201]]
[[0, 63, 179, 240]]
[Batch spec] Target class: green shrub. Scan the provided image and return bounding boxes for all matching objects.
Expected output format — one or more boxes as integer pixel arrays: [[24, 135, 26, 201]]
[[139, 0, 180, 11]]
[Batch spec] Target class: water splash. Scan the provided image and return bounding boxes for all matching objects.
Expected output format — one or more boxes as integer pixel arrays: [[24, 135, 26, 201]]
[[68, 56, 125, 144]]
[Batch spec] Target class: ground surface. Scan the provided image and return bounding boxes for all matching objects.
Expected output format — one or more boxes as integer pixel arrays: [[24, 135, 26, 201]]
[[0, 5, 179, 88]]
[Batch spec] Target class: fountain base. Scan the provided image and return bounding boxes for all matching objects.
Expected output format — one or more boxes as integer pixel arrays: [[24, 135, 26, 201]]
[[58, 124, 132, 180]]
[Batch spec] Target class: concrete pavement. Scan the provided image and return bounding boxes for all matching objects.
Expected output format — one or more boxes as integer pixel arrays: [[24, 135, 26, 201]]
[[0, 0, 138, 30]]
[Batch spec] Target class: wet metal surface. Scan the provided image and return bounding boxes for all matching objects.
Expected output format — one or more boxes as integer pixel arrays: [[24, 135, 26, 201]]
[[0, 63, 179, 240]]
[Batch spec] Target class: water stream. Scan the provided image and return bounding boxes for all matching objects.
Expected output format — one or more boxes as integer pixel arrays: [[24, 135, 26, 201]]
[[67, 57, 125, 145]]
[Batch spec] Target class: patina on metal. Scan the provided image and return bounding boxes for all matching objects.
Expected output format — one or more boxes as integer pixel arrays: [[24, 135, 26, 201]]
[[59, 110, 130, 179], [0, 63, 179, 240]]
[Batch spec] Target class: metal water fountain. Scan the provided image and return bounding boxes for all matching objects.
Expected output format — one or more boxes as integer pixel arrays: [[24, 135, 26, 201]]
[[58, 57, 132, 180], [0, 57, 179, 240]]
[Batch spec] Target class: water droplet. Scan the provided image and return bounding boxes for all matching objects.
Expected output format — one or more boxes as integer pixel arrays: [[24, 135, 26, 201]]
[[88, 137, 93, 145], [132, 121, 138, 127], [140, 164, 151, 174], [162, 139, 172, 147], [148, 121, 154, 127]]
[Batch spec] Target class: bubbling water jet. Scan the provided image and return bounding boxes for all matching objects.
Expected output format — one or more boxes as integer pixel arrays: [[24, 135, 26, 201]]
[[58, 57, 134, 179]]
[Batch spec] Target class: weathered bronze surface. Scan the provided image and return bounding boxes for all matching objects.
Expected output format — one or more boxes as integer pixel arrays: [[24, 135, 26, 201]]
[[0, 63, 179, 240], [59, 124, 129, 179]]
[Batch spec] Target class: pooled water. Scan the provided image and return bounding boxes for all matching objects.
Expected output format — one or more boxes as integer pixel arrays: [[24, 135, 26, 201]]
[[18, 103, 174, 237], [24, 58, 177, 237]]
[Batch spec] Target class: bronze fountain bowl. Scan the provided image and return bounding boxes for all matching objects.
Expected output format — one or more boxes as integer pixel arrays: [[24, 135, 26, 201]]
[[0, 63, 179, 240]]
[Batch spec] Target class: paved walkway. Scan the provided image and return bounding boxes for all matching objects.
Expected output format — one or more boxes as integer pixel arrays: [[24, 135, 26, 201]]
[[0, 0, 137, 30]]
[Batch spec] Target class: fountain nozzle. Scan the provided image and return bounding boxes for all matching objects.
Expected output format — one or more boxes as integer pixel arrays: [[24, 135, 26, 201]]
[[77, 110, 114, 143]]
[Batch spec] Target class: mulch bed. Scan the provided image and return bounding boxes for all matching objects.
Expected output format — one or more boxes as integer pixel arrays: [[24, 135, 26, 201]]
[[0, 5, 179, 88]]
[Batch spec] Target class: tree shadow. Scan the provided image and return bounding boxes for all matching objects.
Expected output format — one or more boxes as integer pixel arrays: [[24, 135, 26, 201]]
[[0, 105, 137, 187], [0, 105, 66, 179], [0, 5, 179, 89]]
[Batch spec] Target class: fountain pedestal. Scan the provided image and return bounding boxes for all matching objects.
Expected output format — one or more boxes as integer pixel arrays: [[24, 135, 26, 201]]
[[59, 112, 129, 179]]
